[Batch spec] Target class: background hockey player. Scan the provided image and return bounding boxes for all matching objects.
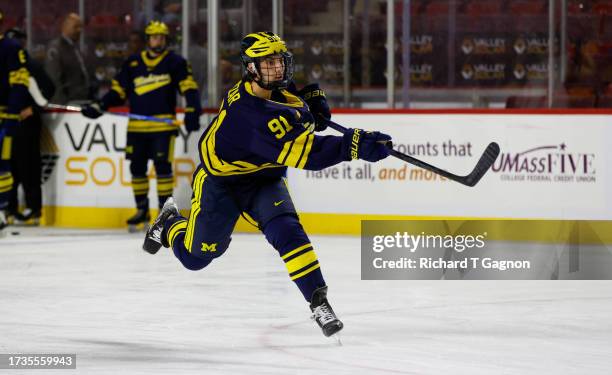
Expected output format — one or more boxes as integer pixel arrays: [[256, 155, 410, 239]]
[[81, 20, 202, 231], [0, 19, 31, 233], [142, 31, 392, 337], [5, 27, 55, 225]]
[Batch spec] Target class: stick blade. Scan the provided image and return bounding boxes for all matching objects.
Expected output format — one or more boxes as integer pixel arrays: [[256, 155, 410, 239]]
[[463, 142, 500, 187]]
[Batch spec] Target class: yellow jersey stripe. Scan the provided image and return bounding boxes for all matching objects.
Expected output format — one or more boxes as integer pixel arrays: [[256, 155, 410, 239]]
[[244, 81, 304, 108], [111, 79, 126, 100], [276, 141, 293, 164], [140, 50, 169, 69], [9, 67, 29, 86], [134, 75, 172, 95], [296, 133, 315, 169], [0, 176, 13, 187], [284, 130, 311, 167], [179, 76, 198, 93], [202, 108, 285, 176], [1, 136, 12, 160]]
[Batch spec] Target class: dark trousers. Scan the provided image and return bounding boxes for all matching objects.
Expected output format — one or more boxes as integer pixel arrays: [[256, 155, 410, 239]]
[[8, 113, 42, 214], [0, 125, 13, 211]]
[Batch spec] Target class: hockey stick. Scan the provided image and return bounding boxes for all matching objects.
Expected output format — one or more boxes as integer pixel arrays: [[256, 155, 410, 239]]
[[0, 113, 21, 120], [324, 119, 500, 187], [45, 103, 184, 126]]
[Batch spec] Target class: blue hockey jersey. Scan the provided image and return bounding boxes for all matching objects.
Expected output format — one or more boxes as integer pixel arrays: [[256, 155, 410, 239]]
[[0, 35, 30, 120], [102, 50, 200, 133], [198, 80, 347, 183]]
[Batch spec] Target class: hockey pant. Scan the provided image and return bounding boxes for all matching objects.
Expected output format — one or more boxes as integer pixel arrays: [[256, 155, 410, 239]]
[[162, 169, 326, 302], [126, 131, 176, 210], [8, 113, 42, 214]]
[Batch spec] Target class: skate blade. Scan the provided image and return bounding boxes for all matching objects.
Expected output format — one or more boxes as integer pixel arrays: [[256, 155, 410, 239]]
[[331, 333, 343, 346], [12, 219, 40, 227], [128, 223, 150, 233]]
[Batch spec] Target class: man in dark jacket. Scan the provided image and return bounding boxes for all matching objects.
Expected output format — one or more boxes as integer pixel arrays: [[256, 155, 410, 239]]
[[45, 13, 89, 104]]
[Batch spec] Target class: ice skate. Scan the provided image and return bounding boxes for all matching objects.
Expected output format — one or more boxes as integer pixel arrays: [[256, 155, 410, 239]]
[[13, 209, 41, 226], [0, 211, 7, 238], [310, 286, 344, 338], [142, 197, 178, 254], [127, 208, 150, 233]]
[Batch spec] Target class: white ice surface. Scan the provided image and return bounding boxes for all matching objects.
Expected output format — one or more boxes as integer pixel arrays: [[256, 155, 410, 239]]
[[1, 228, 611, 375]]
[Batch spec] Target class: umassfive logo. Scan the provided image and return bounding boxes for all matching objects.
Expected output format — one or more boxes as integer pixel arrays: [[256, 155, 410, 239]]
[[491, 143, 596, 183]]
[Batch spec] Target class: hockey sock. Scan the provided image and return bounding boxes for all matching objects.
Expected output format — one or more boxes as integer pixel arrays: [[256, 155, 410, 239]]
[[156, 174, 174, 209], [0, 171, 13, 210], [163, 214, 187, 248], [131, 176, 149, 209], [263, 214, 326, 302]]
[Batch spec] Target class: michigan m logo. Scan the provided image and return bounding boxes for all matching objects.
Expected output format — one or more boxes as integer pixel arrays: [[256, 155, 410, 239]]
[[202, 243, 217, 252]]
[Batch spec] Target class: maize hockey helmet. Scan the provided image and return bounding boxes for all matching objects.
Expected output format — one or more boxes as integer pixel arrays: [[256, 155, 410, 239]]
[[240, 31, 293, 90], [145, 20, 169, 54]]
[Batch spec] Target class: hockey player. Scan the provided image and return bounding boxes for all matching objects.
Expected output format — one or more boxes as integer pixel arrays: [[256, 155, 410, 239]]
[[5, 27, 55, 225], [82, 21, 201, 231], [0, 26, 31, 232], [142, 31, 391, 337]]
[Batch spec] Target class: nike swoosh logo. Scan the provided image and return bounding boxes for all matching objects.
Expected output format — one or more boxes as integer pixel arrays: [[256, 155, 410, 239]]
[[274, 200, 285, 206]]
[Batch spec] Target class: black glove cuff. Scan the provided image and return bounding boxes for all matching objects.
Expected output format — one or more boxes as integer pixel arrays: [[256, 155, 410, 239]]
[[341, 128, 362, 161], [299, 83, 325, 101]]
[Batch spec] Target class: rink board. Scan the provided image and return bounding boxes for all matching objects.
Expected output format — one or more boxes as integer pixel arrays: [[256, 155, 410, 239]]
[[36, 111, 612, 238]]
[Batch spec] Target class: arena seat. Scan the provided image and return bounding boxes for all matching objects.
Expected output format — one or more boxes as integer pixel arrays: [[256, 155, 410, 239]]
[[425, 1, 449, 16], [508, 0, 546, 15], [593, 1, 612, 15], [465, 1, 502, 16]]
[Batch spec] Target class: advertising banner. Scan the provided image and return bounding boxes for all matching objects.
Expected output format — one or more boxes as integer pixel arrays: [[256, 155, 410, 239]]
[[40, 112, 208, 214], [39, 112, 612, 229], [287, 113, 612, 220]]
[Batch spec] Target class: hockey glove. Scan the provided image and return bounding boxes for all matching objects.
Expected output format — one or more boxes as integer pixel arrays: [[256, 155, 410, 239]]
[[298, 83, 331, 132], [342, 128, 392, 162], [184, 108, 201, 132], [81, 102, 104, 119]]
